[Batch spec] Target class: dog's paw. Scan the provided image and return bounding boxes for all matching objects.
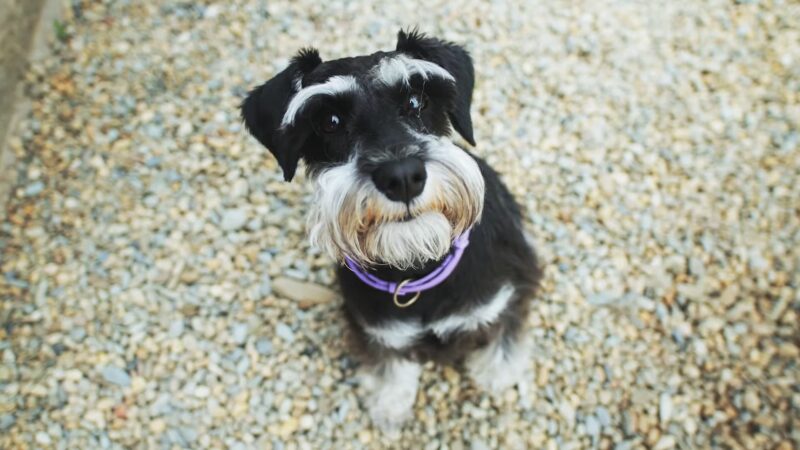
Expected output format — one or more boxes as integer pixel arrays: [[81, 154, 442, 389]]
[[466, 338, 530, 394], [359, 359, 421, 433], [366, 385, 415, 434], [468, 360, 525, 393]]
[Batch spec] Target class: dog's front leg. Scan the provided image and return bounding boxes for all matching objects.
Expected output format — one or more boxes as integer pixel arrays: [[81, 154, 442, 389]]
[[466, 326, 530, 394], [359, 356, 421, 433]]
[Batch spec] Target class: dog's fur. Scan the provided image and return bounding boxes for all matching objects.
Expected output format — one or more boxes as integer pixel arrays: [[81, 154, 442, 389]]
[[241, 30, 541, 431]]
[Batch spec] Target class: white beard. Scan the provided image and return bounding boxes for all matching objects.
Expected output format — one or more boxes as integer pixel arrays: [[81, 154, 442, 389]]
[[307, 137, 484, 269]]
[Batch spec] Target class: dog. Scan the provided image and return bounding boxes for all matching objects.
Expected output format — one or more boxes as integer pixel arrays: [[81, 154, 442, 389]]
[[241, 29, 541, 431]]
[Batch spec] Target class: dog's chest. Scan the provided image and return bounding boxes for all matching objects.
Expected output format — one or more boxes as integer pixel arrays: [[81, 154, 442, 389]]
[[362, 283, 515, 349]]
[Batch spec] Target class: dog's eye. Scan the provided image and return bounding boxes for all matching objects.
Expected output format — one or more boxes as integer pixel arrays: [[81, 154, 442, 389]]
[[321, 114, 342, 133], [404, 93, 427, 115], [408, 94, 424, 110]]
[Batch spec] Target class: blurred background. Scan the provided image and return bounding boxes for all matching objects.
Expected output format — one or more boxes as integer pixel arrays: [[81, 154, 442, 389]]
[[0, 1, 798, 449]]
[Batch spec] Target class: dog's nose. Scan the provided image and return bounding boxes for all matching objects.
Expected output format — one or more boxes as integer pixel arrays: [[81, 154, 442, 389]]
[[371, 157, 427, 203]]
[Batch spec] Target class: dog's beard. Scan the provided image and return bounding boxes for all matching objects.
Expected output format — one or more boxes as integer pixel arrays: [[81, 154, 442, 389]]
[[307, 138, 485, 269]]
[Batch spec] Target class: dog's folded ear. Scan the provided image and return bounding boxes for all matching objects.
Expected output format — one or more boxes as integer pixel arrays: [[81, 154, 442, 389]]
[[241, 48, 322, 181], [396, 29, 476, 146]]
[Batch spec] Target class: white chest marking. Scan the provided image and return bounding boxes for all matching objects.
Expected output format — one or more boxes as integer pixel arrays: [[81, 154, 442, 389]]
[[363, 320, 424, 349], [430, 284, 515, 338], [364, 284, 516, 348]]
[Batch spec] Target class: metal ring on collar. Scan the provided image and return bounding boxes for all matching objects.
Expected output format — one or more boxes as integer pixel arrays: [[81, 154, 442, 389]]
[[393, 279, 421, 308]]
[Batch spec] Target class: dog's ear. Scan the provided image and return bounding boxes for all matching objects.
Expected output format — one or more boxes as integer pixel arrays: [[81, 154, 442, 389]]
[[241, 48, 322, 181], [396, 29, 475, 146]]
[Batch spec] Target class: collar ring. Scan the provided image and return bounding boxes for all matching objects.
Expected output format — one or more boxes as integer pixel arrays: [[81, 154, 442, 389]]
[[393, 279, 421, 308]]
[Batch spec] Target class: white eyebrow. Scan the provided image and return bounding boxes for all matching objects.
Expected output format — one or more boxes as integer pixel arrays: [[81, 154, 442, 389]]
[[372, 54, 455, 86], [281, 75, 359, 127]]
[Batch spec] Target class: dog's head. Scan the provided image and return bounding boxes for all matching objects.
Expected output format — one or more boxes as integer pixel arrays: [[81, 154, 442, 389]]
[[241, 30, 485, 269]]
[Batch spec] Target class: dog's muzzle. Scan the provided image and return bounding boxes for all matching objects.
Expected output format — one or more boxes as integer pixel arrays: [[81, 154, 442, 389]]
[[307, 137, 485, 269]]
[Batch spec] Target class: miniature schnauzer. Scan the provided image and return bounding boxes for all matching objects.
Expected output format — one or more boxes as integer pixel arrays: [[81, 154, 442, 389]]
[[241, 30, 541, 431]]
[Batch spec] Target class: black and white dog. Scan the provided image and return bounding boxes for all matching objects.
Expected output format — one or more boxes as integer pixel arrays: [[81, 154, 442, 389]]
[[241, 30, 541, 431]]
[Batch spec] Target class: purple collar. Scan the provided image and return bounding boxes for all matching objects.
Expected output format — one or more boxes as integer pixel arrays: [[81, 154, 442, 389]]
[[344, 229, 471, 306]]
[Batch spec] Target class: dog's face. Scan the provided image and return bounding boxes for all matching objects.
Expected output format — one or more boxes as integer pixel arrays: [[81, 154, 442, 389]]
[[241, 30, 485, 269]]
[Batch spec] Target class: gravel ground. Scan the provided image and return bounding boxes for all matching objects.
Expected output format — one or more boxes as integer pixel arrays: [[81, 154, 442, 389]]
[[1, 1, 799, 449]]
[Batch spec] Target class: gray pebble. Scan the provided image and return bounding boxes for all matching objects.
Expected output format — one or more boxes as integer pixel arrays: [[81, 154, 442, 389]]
[[275, 323, 294, 343], [246, 217, 262, 231], [259, 275, 272, 296], [168, 320, 184, 338], [69, 327, 87, 342], [0, 414, 15, 431], [585, 414, 601, 438], [24, 181, 45, 196], [471, 440, 490, 450], [614, 441, 635, 450], [145, 156, 162, 167], [178, 427, 198, 444], [256, 338, 273, 355], [220, 209, 248, 231], [100, 365, 131, 387], [595, 406, 611, 427], [230, 323, 248, 345], [660, 392, 673, 424], [336, 401, 350, 423]]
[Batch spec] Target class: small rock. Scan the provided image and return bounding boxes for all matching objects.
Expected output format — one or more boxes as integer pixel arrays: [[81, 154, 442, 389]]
[[614, 441, 635, 450], [180, 269, 200, 284], [299, 414, 314, 430], [683, 418, 698, 436], [256, 338, 273, 355], [654, 435, 676, 450], [743, 389, 760, 412], [220, 209, 248, 231], [24, 181, 45, 196], [659, 392, 673, 424], [145, 156, 162, 167], [168, 320, 184, 338], [699, 317, 725, 333], [84, 409, 106, 429], [179, 427, 197, 444], [275, 323, 295, 343], [278, 417, 298, 438], [259, 275, 272, 297], [622, 411, 636, 436], [272, 277, 337, 306], [149, 418, 166, 434], [246, 217, 262, 231], [558, 400, 575, 429], [204, 5, 222, 19], [230, 178, 249, 198], [585, 414, 600, 438], [35, 431, 51, 445], [587, 292, 615, 306], [471, 440, 490, 450], [0, 414, 15, 431], [336, 401, 350, 423], [231, 323, 248, 345], [194, 386, 210, 398], [101, 365, 131, 387], [177, 121, 193, 137], [70, 327, 87, 342], [595, 406, 611, 427]]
